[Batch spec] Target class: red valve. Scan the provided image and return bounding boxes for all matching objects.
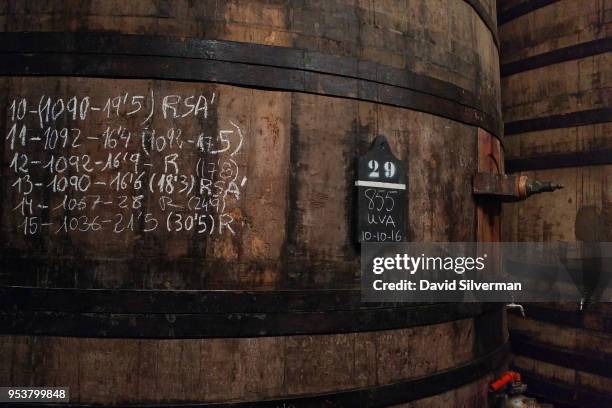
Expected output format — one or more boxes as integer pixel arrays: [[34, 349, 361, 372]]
[[489, 371, 521, 392]]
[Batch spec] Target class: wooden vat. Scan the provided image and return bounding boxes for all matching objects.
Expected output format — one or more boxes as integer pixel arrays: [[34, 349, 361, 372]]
[[0, 0, 506, 406], [499, 0, 612, 406]]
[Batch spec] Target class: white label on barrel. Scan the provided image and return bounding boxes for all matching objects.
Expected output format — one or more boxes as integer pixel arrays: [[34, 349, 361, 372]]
[[354, 180, 406, 190]]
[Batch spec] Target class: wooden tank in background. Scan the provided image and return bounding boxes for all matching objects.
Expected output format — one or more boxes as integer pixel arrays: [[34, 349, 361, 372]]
[[498, 0, 612, 406], [0, 1, 506, 406]]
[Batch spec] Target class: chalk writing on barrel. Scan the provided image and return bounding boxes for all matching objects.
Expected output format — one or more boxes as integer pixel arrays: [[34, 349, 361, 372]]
[[5, 91, 247, 237]]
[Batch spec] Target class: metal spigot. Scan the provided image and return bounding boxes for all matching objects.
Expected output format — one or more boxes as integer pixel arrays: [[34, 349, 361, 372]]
[[506, 302, 525, 317], [525, 179, 564, 197], [473, 173, 564, 202]]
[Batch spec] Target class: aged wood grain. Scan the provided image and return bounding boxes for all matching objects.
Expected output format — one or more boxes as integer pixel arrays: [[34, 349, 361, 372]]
[[0, 0, 504, 405], [0, 316, 504, 404], [500, 0, 612, 405], [499, 0, 611, 64], [0, 0, 500, 116]]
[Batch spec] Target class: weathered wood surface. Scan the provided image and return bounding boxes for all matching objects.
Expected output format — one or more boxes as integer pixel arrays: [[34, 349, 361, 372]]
[[477, 129, 504, 243], [0, 0, 505, 406], [509, 305, 612, 407], [1, 78, 487, 289], [497, 0, 560, 26], [0, 0, 503, 290], [389, 376, 493, 408], [499, 1, 612, 406], [0, 310, 507, 405], [499, 0, 610, 63], [0, 0, 500, 112], [501, 0, 611, 241]]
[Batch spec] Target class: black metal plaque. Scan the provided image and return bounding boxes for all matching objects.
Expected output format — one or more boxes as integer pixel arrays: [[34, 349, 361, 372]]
[[355, 136, 407, 243]]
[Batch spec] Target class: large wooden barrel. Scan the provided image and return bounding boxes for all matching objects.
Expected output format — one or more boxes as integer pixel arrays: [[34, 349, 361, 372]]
[[499, 0, 612, 406], [0, 1, 507, 406]]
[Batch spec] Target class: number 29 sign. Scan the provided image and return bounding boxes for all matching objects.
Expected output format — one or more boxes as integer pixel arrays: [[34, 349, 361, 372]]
[[355, 136, 407, 243]]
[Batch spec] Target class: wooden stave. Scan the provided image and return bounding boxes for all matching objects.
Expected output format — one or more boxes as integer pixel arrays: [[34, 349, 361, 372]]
[[0, 300, 508, 405], [499, 0, 612, 405]]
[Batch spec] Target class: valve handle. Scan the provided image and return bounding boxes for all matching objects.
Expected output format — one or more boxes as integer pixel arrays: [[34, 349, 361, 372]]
[[489, 371, 521, 392]]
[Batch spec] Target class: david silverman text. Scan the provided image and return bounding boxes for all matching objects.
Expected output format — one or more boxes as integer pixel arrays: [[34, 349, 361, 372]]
[[373, 279, 522, 291]]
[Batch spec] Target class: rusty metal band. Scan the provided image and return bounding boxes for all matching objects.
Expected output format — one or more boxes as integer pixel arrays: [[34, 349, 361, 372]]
[[510, 331, 612, 378], [511, 369, 612, 408], [506, 149, 612, 172], [502, 38, 612, 77], [497, 0, 560, 25], [504, 108, 612, 136], [0, 286, 504, 338], [2, 340, 509, 408], [0, 32, 503, 138]]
